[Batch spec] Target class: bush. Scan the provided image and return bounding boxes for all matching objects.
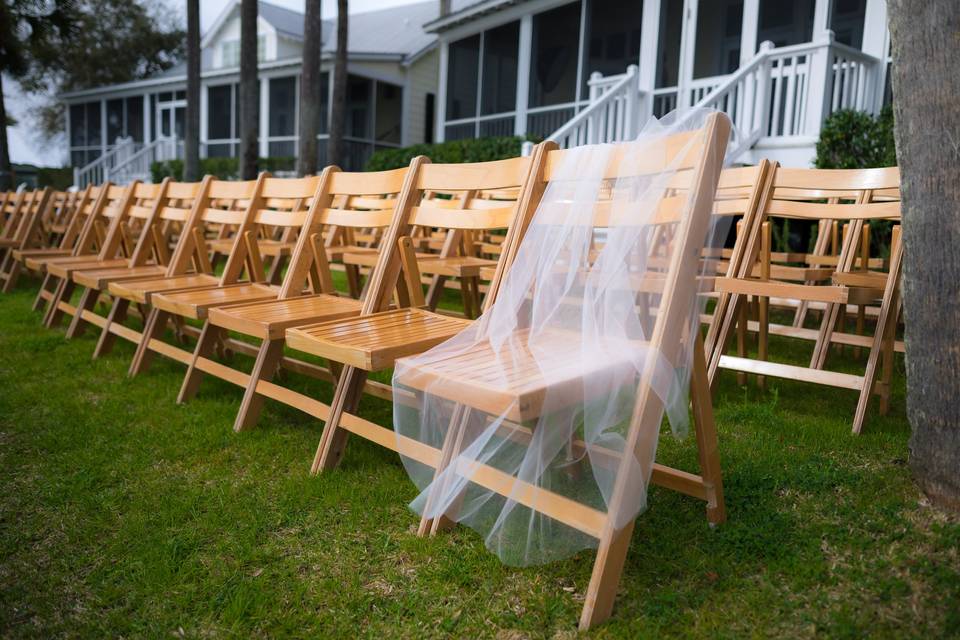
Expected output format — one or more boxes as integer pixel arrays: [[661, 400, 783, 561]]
[[150, 156, 297, 182], [815, 106, 896, 169], [37, 167, 74, 190], [365, 136, 535, 172]]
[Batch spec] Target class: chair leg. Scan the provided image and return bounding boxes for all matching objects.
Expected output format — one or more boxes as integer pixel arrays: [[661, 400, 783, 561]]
[[44, 278, 74, 328], [93, 297, 130, 358], [736, 297, 748, 385], [233, 338, 285, 431], [757, 294, 768, 390], [32, 273, 54, 311], [65, 287, 98, 339], [177, 320, 221, 404], [691, 336, 726, 525], [416, 404, 472, 536], [129, 309, 169, 377], [311, 366, 367, 474], [579, 520, 636, 631], [1, 260, 21, 293]]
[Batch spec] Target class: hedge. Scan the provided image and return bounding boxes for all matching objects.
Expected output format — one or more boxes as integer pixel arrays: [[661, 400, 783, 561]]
[[150, 156, 296, 182], [815, 106, 896, 169], [365, 136, 535, 172]]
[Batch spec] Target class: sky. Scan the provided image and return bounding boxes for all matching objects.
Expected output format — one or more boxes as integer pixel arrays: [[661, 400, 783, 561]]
[[5, 0, 426, 168]]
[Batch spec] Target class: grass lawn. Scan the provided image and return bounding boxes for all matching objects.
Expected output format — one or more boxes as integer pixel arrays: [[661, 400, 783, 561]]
[[1, 277, 958, 638]]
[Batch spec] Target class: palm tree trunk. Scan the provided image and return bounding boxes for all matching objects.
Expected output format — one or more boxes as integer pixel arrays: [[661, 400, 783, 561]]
[[297, 0, 322, 177], [184, 0, 201, 181], [327, 0, 348, 168], [239, 0, 259, 180], [0, 77, 13, 190], [888, 0, 960, 512]]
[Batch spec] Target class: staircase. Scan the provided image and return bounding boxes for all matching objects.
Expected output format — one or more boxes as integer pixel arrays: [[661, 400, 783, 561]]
[[539, 32, 885, 166], [73, 137, 179, 188]]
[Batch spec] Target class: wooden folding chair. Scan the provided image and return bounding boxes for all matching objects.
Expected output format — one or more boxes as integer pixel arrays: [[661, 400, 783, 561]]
[[61, 180, 206, 342], [380, 114, 731, 630], [127, 175, 330, 377], [711, 167, 902, 433], [175, 166, 409, 431], [41, 182, 153, 329], [0, 188, 53, 292]]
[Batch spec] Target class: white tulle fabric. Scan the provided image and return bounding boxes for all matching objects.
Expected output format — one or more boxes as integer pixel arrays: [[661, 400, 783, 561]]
[[393, 111, 730, 566]]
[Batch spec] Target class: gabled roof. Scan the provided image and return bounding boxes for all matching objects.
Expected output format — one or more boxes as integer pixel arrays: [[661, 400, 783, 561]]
[[424, 0, 524, 33], [259, 2, 306, 39], [321, 1, 438, 58]]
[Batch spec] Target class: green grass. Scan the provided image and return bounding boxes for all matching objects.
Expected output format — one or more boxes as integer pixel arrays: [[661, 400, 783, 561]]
[[1, 279, 958, 638]]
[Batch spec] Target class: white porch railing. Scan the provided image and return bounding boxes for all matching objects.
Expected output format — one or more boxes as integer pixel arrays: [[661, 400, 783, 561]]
[[73, 137, 142, 188], [539, 31, 884, 161], [546, 65, 641, 149], [105, 137, 178, 185]]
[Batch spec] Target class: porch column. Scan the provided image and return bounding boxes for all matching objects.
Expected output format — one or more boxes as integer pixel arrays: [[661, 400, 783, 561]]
[[637, 0, 661, 120], [143, 94, 151, 143], [436, 40, 449, 142], [813, 0, 833, 34], [100, 99, 107, 156], [740, 0, 760, 64], [514, 14, 533, 136], [259, 76, 270, 157], [677, 0, 698, 109], [862, 0, 889, 112]]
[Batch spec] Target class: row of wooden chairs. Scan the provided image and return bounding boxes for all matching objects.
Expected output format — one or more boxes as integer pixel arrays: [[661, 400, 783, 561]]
[[0, 113, 904, 628]]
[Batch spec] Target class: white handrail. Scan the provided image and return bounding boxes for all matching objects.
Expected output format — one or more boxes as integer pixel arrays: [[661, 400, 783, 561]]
[[106, 137, 177, 185], [73, 136, 138, 188], [547, 65, 641, 149]]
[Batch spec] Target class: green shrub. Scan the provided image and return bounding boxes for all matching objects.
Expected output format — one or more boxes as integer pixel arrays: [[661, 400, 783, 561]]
[[365, 136, 535, 172], [815, 106, 896, 169], [36, 167, 74, 190], [150, 156, 296, 182]]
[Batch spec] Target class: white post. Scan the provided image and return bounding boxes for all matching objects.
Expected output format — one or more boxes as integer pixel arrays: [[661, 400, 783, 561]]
[[812, 0, 833, 35], [142, 94, 150, 144], [740, 0, 760, 64], [755, 40, 775, 137], [862, 0, 889, 114], [436, 40, 449, 142], [514, 14, 533, 136], [259, 76, 270, 157], [624, 65, 640, 139], [677, 0, 699, 109], [805, 30, 836, 137], [100, 99, 107, 158], [637, 0, 661, 121], [587, 71, 601, 143], [200, 83, 208, 158]]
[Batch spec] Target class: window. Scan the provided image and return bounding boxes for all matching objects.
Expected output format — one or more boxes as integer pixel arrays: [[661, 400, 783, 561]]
[[694, 0, 743, 78], [446, 35, 480, 120], [126, 96, 143, 142], [86, 102, 101, 147], [68, 101, 106, 168], [375, 82, 402, 144], [69, 104, 85, 147], [207, 84, 233, 140], [107, 99, 124, 143], [319, 71, 330, 134], [347, 75, 372, 139], [269, 76, 297, 137], [221, 40, 239, 67], [656, 0, 683, 88], [481, 22, 519, 115], [757, 0, 814, 49], [831, 0, 866, 49], [258, 35, 267, 61], [529, 2, 582, 108], [582, 0, 643, 92]]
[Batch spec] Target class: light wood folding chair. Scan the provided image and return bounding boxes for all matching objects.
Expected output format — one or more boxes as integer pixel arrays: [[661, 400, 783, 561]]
[[175, 166, 409, 431], [383, 114, 732, 630], [61, 180, 206, 342], [126, 175, 328, 377], [0, 188, 53, 292], [711, 167, 902, 433], [91, 177, 258, 361]]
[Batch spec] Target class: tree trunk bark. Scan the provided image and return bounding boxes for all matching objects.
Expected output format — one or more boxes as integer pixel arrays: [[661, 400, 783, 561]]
[[0, 77, 13, 190], [184, 0, 201, 182], [327, 0, 348, 169], [297, 0, 322, 177], [239, 0, 259, 180], [888, 0, 960, 512]]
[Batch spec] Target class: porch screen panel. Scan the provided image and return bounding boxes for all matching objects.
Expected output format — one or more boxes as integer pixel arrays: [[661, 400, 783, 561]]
[[69, 104, 85, 147], [107, 99, 124, 144], [831, 0, 866, 49], [656, 0, 683, 89], [694, 0, 742, 78], [480, 21, 519, 115], [207, 84, 233, 157], [125, 97, 143, 143], [757, 0, 814, 49], [347, 75, 372, 139], [269, 76, 297, 157], [582, 0, 643, 93], [375, 82, 403, 144], [319, 72, 330, 135], [85, 102, 101, 149], [446, 35, 480, 120], [529, 2, 581, 108]]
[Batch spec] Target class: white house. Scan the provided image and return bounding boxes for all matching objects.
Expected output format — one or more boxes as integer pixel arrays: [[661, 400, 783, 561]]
[[63, 1, 441, 184], [429, 0, 892, 166], [64, 0, 893, 185]]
